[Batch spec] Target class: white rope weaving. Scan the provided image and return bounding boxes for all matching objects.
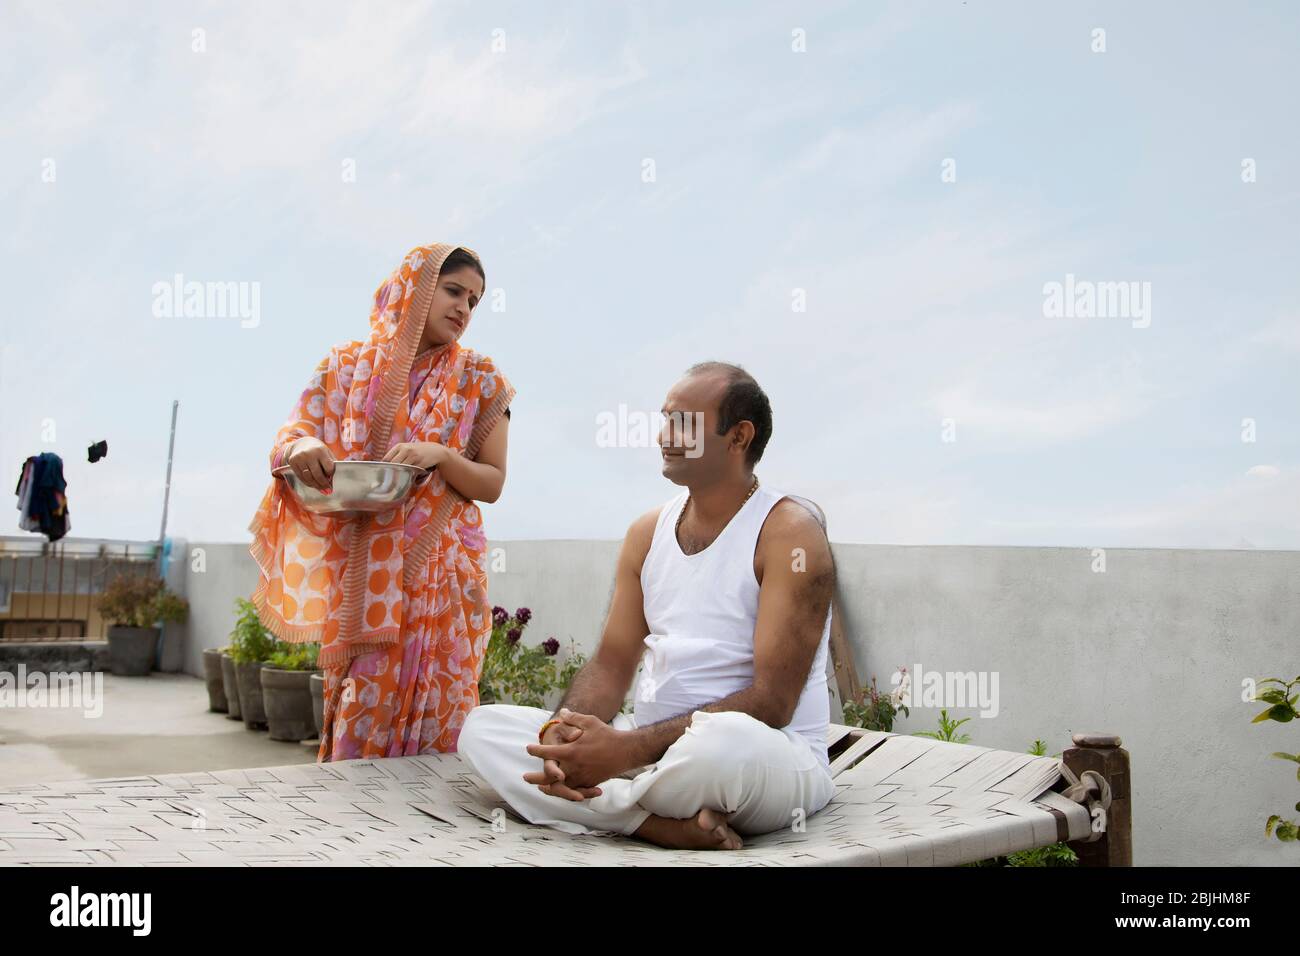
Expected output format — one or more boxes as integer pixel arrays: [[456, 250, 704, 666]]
[[1056, 763, 1112, 841], [0, 725, 1097, 866]]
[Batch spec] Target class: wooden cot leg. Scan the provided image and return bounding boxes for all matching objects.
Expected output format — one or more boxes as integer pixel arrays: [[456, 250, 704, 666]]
[[1063, 732, 1132, 867]]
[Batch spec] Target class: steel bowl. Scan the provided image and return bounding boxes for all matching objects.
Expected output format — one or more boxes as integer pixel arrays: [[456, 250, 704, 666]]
[[273, 460, 428, 515]]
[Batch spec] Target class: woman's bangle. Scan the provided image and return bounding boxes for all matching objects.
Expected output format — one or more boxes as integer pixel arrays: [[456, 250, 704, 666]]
[[537, 718, 563, 743], [279, 437, 303, 463]]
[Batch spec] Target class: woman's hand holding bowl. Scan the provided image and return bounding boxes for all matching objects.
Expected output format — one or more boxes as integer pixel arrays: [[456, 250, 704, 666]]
[[285, 437, 336, 492], [381, 441, 448, 471]]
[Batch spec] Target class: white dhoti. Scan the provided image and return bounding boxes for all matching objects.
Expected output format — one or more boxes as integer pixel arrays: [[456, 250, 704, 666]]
[[457, 703, 836, 838]]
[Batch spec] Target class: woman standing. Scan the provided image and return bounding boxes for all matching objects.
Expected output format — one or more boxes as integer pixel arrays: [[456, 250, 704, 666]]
[[248, 243, 513, 761]]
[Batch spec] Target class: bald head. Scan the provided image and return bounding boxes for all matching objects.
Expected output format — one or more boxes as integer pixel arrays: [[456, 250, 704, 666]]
[[657, 361, 772, 489], [682, 361, 773, 467]]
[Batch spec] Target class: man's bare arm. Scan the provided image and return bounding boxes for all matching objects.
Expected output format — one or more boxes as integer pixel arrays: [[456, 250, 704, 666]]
[[621, 500, 835, 767], [550, 509, 658, 723]]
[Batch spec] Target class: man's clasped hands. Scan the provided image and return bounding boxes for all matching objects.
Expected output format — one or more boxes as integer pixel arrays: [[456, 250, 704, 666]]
[[522, 708, 639, 802]]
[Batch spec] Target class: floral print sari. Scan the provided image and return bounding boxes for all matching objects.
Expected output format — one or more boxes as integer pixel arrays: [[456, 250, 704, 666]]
[[248, 243, 514, 759]]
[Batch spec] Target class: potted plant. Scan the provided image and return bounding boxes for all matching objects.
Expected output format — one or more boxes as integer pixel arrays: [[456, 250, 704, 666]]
[[219, 646, 242, 721], [97, 570, 189, 676], [228, 597, 276, 730], [261, 640, 321, 742], [202, 647, 228, 713]]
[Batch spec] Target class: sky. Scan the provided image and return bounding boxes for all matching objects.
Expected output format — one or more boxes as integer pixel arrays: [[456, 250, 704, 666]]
[[3, 0, 1298, 549]]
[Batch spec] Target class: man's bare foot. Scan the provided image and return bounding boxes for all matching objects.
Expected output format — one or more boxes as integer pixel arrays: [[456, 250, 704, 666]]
[[634, 808, 743, 850]]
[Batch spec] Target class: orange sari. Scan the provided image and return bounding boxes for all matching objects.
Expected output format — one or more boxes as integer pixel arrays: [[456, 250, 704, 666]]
[[247, 243, 514, 759]]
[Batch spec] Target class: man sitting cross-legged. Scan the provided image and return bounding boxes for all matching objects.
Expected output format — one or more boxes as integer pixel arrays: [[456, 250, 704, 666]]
[[457, 361, 836, 850]]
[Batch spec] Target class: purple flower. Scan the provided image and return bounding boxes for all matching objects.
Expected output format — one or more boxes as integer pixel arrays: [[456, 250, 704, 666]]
[[492, 606, 508, 627], [506, 628, 521, 645], [515, 607, 532, 625], [542, 637, 559, 657]]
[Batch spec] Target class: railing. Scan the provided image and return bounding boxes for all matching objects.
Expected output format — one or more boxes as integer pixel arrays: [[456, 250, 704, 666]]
[[0, 537, 159, 643]]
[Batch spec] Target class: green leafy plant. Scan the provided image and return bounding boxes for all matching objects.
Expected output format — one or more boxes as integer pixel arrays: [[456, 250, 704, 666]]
[[97, 571, 189, 627], [913, 708, 972, 744], [478, 606, 587, 709], [840, 668, 910, 732], [1006, 841, 1080, 867], [265, 640, 320, 671], [558, 645, 586, 691], [228, 597, 277, 664], [1251, 673, 1299, 844]]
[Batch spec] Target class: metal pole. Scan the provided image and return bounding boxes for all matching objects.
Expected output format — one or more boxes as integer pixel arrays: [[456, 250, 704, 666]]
[[157, 400, 179, 579], [152, 401, 180, 670]]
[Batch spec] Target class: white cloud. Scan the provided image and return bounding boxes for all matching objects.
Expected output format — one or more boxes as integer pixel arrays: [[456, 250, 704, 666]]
[[1248, 318, 1300, 352], [25, 71, 105, 140], [760, 101, 980, 192], [928, 354, 1161, 444]]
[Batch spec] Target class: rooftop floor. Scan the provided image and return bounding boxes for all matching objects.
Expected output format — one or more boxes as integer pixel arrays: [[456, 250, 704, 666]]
[[0, 673, 317, 787]]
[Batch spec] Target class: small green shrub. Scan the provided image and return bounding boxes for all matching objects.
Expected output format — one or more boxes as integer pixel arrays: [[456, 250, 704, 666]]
[[228, 597, 277, 664], [913, 708, 972, 744], [98, 571, 189, 627], [1251, 673, 1299, 844], [840, 669, 910, 732], [265, 641, 319, 671]]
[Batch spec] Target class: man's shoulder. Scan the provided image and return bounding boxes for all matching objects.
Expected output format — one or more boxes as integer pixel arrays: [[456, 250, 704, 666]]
[[761, 495, 828, 539], [624, 494, 683, 565], [626, 501, 668, 549], [628, 506, 660, 536], [757, 495, 833, 572]]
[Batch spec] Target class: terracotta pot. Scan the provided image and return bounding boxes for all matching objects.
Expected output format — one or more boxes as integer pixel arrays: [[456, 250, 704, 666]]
[[261, 667, 317, 742], [220, 653, 242, 720], [235, 660, 267, 729], [106, 625, 157, 676], [202, 649, 228, 712]]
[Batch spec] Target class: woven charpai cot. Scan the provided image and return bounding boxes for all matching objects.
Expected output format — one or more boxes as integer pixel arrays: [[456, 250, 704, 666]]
[[0, 724, 1092, 866]]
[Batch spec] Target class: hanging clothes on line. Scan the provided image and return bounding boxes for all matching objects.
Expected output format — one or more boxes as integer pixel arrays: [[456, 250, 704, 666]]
[[14, 452, 70, 542], [15, 458, 38, 532]]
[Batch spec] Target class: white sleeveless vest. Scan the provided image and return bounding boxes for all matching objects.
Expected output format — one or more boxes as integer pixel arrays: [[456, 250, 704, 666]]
[[634, 484, 832, 769]]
